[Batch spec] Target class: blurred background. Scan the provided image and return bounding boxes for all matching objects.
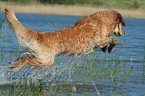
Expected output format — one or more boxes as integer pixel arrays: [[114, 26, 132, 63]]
[[0, 0, 145, 18]]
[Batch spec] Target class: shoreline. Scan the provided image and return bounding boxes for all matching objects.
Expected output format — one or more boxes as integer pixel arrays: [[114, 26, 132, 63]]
[[1, 1, 145, 19]]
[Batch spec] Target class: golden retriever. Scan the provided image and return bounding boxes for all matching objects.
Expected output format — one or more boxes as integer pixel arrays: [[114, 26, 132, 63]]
[[5, 8, 126, 72]]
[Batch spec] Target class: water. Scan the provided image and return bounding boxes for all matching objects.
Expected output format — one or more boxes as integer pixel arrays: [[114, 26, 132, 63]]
[[0, 12, 145, 95]]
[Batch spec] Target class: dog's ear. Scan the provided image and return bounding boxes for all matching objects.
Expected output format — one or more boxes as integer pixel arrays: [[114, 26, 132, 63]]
[[114, 23, 125, 36], [117, 13, 126, 26], [119, 23, 125, 35]]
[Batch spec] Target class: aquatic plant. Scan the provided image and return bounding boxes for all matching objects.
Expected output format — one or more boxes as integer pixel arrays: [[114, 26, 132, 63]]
[[0, 17, 5, 29]]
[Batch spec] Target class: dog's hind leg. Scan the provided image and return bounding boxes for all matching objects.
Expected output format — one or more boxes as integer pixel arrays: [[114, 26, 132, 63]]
[[10, 57, 24, 65], [10, 56, 55, 72]]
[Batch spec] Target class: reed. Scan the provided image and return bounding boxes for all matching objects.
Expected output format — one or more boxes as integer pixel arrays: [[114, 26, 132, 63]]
[[1, 1, 145, 18], [0, 56, 134, 95]]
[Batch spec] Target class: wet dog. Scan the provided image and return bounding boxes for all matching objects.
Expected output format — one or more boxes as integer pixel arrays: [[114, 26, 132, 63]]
[[5, 9, 125, 72]]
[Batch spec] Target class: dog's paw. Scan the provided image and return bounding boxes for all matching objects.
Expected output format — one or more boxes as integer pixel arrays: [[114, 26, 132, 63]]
[[108, 44, 116, 53], [9, 67, 19, 72], [101, 45, 108, 53]]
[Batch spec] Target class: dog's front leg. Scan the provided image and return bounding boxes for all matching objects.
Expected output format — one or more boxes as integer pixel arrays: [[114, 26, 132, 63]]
[[98, 37, 119, 53]]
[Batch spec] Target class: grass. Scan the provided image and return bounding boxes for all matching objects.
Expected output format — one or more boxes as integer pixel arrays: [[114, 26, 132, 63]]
[[0, 78, 44, 96], [1, 1, 145, 18], [0, 56, 134, 95]]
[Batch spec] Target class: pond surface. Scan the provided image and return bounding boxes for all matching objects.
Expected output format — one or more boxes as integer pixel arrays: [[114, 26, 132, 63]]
[[0, 12, 145, 95]]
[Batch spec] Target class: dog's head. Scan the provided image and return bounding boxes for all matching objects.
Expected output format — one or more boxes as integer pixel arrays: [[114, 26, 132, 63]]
[[113, 22, 125, 37], [113, 13, 126, 37]]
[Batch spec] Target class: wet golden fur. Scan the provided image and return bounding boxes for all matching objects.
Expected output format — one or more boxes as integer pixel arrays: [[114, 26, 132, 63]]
[[5, 9, 126, 72]]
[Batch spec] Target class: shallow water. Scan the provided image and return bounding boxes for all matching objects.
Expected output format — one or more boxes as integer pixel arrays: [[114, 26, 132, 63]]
[[0, 12, 145, 95]]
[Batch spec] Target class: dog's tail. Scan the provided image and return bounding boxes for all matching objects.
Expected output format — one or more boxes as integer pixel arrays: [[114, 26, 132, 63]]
[[117, 13, 126, 26], [5, 8, 25, 33]]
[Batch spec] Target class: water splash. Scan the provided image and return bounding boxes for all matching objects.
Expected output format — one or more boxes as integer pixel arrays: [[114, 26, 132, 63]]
[[0, 64, 14, 85], [0, 55, 79, 85]]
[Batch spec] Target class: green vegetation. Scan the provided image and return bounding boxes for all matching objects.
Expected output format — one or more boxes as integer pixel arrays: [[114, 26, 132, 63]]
[[0, 17, 4, 29], [1, 0, 145, 9], [1, 0, 145, 18], [0, 78, 43, 96], [0, 57, 134, 95], [1, 0, 33, 4], [131, 1, 140, 9], [40, 0, 104, 5]]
